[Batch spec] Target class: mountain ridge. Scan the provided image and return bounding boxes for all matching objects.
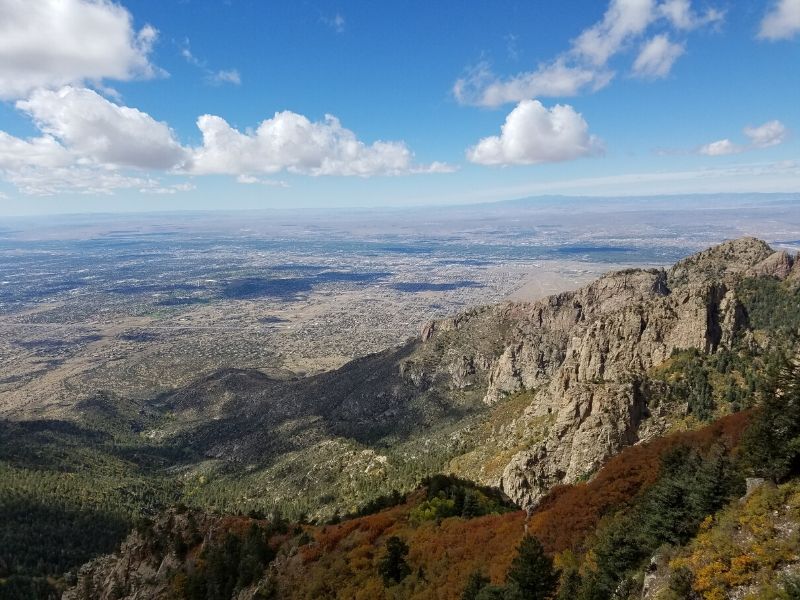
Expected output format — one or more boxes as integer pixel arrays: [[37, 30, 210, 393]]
[[143, 236, 797, 511], [4, 236, 800, 599]]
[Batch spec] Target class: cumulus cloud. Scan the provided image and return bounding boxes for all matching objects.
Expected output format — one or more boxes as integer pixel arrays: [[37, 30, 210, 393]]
[[699, 120, 789, 156], [0, 87, 449, 194], [0, 131, 73, 171], [632, 34, 685, 79], [17, 87, 188, 170], [758, 0, 800, 40], [0, 0, 160, 100], [453, 0, 721, 107], [744, 120, 788, 148], [0, 130, 188, 195], [0, 125, 193, 196], [699, 139, 743, 156], [0, 2, 447, 194], [466, 100, 603, 166], [190, 111, 448, 177]]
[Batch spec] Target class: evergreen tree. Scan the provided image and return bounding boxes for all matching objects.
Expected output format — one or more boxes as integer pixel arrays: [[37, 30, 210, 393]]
[[506, 536, 559, 599], [462, 491, 481, 518], [781, 575, 800, 599], [555, 566, 581, 600], [740, 357, 800, 482], [378, 536, 411, 585], [462, 570, 490, 600], [476, 586, 518, 600]]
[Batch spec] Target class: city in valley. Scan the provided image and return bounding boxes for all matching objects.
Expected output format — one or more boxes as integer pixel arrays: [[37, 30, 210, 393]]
[[2, 195, 798, 419]]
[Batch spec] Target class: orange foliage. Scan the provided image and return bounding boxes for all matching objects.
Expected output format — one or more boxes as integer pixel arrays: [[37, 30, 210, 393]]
[[277, 411, 751, 599], [289, 499, 526, 599], [528, 410, 752, 554]]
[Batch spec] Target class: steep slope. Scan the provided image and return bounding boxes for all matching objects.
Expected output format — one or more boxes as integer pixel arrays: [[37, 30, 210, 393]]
[[493, 239, 775, 506], [4, 237, 799, 598], [62, 410, 779, 600], [155, 237, 795, 511]]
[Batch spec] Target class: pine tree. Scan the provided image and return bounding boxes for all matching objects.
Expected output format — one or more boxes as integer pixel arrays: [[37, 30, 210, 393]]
[[462, 491, 480, 518], [740, 357, 800, 482], [506, 536, 559, 599], [462, 570, 490, 600], [378, 536, 411, 585], [476, 585, 516, 600], [555, 566, 581, 600]]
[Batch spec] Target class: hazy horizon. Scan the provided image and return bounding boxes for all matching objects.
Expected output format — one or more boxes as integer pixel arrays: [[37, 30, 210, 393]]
[[1, 191, 799, 219]]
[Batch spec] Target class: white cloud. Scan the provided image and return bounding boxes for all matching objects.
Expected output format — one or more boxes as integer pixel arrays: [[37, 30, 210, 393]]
[[659, 0, 724, 30], [699, 139, 743, 156], [207, 69, 241, 86], [417, 162, 458, 174], [4, 168, 151, 196], [236, 174, 289, 187], [758, 0, 800, 40], [466, 100, 602, 166], [744, 120, 788, 148], [572, 0, 656, 66], [453, 60, 613, 107], [0, 86, 449, 193], [0, 124, 194, 196], [0, 133, 187, 195], [181, 43, 203, 68], [0, 131, 73, 171], [699, 120, 789, 156], [0, 0, 160, 100], [505, 34, 520, 61], [0, 126, 194, 196], [17, 87, 188, 170], [632, 34, 685, 78], [181, 39, 241, 86], [141, 182, 196, 194], [453, 0, 722, 107], [190, 111, 447, 177], [322, 13, 346, 34]]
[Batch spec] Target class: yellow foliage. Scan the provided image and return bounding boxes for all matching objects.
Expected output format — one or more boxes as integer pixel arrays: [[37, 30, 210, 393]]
[[669, 481, 800, 600]]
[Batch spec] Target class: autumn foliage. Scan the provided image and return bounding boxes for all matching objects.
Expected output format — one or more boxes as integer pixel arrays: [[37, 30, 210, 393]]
[[272, 412, 751, 599], [527, 410, 751, 555], [287, 491, 526, 599]]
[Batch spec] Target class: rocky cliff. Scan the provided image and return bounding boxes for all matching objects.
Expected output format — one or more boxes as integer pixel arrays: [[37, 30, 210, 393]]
[[143, 237, 797, 513], [58, 237, 800, 600], [415, 238, 796, 507]]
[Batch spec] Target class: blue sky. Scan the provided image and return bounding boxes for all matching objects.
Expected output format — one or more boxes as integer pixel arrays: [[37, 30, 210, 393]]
[[0, 0, 798, 215]]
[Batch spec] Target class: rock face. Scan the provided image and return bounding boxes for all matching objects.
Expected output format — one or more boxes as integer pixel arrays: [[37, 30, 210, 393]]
[[747, 250, 795, 279], [60, 237, 797, 599], [63, 520, 178, 600], [63, 512, 269, 600], [417, 237, 777, 507], [152, 237, 784, 512], [60, 237, 786, 526]]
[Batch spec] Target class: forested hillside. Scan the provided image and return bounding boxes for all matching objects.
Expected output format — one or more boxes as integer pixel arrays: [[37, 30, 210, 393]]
[[2, 238, 799, 599], [58, 362, 800, 599]]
